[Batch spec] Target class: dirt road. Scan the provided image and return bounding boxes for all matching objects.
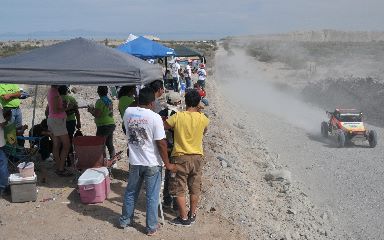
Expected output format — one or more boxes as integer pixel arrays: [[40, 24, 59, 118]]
[[215, 43, 384, 239]]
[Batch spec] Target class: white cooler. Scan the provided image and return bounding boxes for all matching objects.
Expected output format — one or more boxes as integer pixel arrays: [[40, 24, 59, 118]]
[[78, 167, 110, 204], [9, 173, 37, 203]]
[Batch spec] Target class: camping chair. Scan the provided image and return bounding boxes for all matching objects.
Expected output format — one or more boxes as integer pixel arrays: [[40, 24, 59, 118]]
[[73, 136, 106, 171], [3, 136, 43, 172], [73, 136, 122, 178]]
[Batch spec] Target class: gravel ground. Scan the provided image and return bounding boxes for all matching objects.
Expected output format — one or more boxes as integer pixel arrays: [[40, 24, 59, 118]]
[[2, 38, 383, 239], [214, 41, 384, 239]]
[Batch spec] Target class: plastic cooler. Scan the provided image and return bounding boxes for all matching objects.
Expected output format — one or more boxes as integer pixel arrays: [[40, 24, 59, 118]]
[[78, 167, 110, 204], [9, 173, 37, 203]]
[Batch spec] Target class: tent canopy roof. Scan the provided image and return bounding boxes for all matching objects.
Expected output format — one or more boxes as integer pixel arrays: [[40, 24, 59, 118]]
[[0, 37, 162, 86], [173, 45, 204, 58], [116, 36, 175, 60]]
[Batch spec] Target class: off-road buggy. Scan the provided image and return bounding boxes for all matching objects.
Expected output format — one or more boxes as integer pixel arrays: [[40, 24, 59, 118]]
[[321, 109, 377, 148]]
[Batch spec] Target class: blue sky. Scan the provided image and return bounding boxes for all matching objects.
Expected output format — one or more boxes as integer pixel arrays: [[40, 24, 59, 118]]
[[0, 0, 383, 40]]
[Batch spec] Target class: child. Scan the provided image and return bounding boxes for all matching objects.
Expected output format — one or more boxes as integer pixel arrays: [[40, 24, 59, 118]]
[[29, 119, 52, 161], [194, 83, 209, 106]]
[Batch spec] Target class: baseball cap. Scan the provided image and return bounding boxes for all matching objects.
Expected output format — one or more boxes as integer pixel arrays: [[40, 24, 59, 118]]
[[167, 91, 182, 104]]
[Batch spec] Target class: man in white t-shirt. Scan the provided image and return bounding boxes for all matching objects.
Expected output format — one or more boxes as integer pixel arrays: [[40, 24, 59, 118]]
[[0, 104, 10, 197], [171, 59, 181, 92], [197, 63, 207, 89], [119, 87, 175, 236], [184, 60, 192, 89]]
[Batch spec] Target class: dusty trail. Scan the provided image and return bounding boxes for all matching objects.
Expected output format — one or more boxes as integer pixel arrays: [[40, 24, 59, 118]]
[[215, 44, 384, 239]]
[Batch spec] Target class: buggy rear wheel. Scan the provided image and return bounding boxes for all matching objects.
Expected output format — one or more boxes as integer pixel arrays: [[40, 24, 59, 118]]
[[368, 130, 377, 148], [321, 121, 329, 138], [337, 131, 345, 148]]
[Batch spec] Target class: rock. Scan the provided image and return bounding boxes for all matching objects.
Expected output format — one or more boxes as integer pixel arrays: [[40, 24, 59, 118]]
[[287, 209, 296, 215], [233, 122, 245, 129], [264, 169, 292, 184], [221, 160, 228, 168], [217, 156, 232, 167]]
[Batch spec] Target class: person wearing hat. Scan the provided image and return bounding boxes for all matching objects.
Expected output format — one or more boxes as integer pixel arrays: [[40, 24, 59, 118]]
[[171, 58, 181, 92], [159, 91, 183, 210], [197, 63, 207, 89]]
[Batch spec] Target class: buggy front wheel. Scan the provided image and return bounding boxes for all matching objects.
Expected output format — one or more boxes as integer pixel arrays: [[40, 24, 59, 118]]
[[337, 131, 345, 148], [368, 130, 377, 148], [321, 121, 329, 138]]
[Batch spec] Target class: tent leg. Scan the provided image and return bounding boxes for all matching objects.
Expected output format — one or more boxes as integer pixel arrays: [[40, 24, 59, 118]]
[[30, 85, 38, 136]]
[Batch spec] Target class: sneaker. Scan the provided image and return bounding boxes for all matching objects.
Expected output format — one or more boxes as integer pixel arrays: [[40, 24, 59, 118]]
[[118, 222, 133, 229], [188, 211, 196, 224], [169, 216, 191, 227], [0, 187, 10, 198]]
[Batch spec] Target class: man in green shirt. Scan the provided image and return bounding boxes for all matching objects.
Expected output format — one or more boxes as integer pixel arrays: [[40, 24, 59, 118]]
[[0, 84, 22, 130]]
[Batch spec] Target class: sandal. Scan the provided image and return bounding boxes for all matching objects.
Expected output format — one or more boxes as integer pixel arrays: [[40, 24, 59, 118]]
[[55, 169, 74, 177], [147, 224, 160, 236]]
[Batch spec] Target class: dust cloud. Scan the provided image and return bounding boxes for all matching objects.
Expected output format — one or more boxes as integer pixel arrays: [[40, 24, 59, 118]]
[[214, 44, 325, 134]]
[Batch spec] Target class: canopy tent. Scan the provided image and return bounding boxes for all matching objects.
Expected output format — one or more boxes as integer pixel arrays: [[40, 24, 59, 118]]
[[173, 45, 203, 58], [116, 36, 175, 60], [173, 45, 206, 63], [0, 37, 162, 86], [125, 33, 138, 43]]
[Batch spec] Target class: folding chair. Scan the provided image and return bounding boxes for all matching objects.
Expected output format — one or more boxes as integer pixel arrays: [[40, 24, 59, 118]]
[[73, 136, 106, 171], [3, 136, 42, 172], [72, 136, 122, 177]]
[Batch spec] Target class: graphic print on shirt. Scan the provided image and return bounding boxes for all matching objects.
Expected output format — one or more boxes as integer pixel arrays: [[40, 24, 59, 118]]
[[127, 122, 148, 147]]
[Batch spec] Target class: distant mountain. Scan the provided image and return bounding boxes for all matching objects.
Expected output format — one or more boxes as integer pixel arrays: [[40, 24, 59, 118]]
[[0, 29, 222, 41], [235, 30, 384, 42]]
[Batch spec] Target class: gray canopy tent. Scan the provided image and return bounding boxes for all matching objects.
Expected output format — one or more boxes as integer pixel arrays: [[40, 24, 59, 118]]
[[0, 37, 162, 86], [0, 37, 163, 126]]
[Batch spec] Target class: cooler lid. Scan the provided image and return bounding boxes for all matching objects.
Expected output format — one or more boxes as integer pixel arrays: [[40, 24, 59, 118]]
[[78, 167, 109, 186], [9, 173, 37, 183]]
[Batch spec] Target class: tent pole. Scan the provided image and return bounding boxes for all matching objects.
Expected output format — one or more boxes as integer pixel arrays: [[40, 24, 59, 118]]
[[31, 85, 38, 136], [165, 57, 168, 71]]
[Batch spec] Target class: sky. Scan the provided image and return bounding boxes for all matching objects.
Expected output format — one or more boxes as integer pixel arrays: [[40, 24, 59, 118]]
[[0, 0, 383, 40]]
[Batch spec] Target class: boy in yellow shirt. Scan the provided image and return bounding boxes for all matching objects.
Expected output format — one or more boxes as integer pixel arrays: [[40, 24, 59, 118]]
[[164, 89, 209, 226]]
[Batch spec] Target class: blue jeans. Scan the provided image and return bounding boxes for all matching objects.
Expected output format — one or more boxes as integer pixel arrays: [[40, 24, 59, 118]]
[[0, 147, 9, 191], [201, 98, 209, 106], [185, 77, 192, 89], [173, 77, 179, 92], [120, 165, 162, 232], [197, 80, 206, 89], [10, 107, 22, 128]]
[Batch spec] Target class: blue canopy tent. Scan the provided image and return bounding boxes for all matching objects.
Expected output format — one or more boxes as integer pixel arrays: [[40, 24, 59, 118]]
[[116, 36, 175, 60]]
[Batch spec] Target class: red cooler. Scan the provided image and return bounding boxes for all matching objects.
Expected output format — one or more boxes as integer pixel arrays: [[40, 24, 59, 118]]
[[78, 167, 110, 204]]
